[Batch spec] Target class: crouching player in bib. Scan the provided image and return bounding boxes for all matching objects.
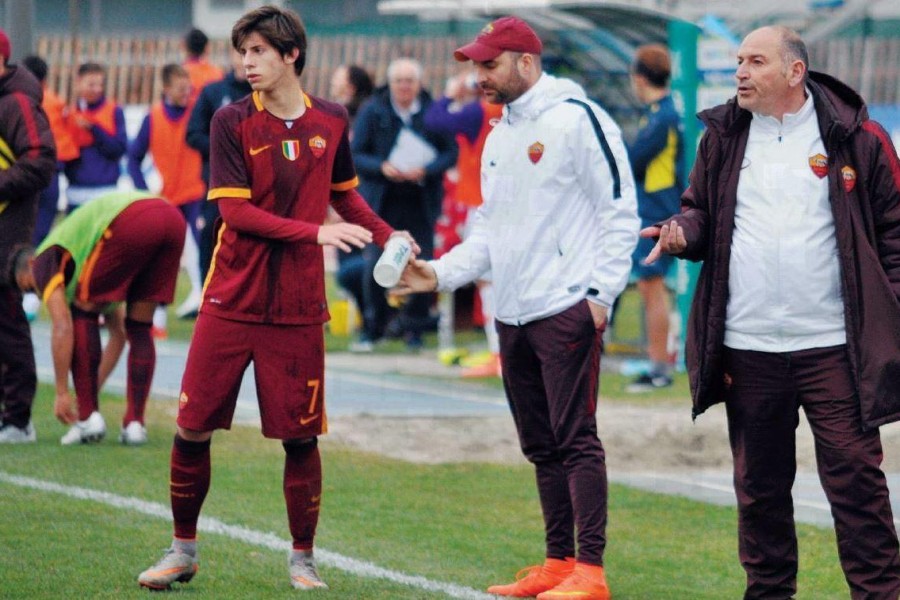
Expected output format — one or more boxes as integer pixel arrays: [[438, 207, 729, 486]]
[[15, 190, 185, 445], [137, 6, 409, 591]]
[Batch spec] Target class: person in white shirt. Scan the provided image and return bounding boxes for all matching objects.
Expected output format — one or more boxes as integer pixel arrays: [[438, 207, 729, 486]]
[[396, 16, 638, 600], [644, 26, 900, 598]]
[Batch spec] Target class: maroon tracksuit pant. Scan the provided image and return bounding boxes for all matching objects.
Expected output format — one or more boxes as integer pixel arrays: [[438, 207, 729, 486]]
[[497, 300, 607, 565], [723, 345, 900, 599], [0, 285, 36, 428]]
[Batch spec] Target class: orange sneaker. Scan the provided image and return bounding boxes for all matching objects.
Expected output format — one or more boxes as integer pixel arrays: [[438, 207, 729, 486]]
[[536, 562, 611, 600], [461, 353, 501, 378], [487, 558, 574, 597]]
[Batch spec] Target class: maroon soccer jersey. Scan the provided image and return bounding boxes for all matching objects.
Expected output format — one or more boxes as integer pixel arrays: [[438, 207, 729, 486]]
[[205, 91, 359, 324]]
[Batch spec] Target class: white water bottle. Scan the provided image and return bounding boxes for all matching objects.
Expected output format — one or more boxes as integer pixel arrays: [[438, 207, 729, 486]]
[[373, 236, 412, 288]]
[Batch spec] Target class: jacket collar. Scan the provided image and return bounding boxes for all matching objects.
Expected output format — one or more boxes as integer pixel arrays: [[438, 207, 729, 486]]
[[698, 71, 867, 149]]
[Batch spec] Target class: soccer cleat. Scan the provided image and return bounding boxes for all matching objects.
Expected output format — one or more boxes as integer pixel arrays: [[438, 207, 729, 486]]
[[459, 350, 496, 368], [138, 548, 198, 590], [60, 411, 106, 445], [487, 558, 574, 597], [348, 335, 375, 353], [151, 326, 169, 340], [289, 550, 328, 590], [0, 421, 36, 444], [461, 353, 501, 378], [536, 562, 611, 600], [625, 372, 673, 393], [175, 290, 202, 320], [437, 347, 468, 366], [119, 421, 148, 446]]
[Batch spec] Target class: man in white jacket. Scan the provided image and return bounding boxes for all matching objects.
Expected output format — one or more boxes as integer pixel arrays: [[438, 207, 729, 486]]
[[396, 16, 638, 600]]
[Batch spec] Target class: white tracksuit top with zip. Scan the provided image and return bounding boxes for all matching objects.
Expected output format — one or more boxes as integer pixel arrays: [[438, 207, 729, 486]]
[[430, 73, 639, 326]]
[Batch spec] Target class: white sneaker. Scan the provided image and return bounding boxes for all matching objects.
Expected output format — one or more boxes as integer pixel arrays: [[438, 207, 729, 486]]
[[22, 293, 40, 322], [138, 547, 198, 590], [119, 421, 148, 445], [0, 421, 36, 443], [175, 290, 202, 319], [289, 550, 328, 590], [60, 411, 106, 445]]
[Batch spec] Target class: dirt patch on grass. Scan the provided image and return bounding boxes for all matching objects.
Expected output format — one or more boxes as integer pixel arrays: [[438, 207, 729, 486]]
[[326, 403, 900, 473]]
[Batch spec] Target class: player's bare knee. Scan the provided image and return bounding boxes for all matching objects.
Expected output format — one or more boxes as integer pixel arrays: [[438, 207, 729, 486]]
[[177, 426, 212, 442]]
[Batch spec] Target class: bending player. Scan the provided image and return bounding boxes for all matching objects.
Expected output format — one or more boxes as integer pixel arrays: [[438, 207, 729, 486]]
[[15, 190, 185, 445]]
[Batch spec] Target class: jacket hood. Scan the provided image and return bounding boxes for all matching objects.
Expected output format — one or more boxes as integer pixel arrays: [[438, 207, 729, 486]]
[[0, 64, 43, 103], [505, 73, 587, 123], [697, 71, 867, 145]]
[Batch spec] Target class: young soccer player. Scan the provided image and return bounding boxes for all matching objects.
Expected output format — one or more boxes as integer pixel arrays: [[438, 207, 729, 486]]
[[138, 6, 413, 591]]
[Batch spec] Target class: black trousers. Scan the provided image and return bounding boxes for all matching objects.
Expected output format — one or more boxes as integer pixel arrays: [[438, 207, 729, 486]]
[[0, 285, 36, 428], [497, 300, 607, 565], [362, 186, 434, 340], [723, 345, 900, 599]]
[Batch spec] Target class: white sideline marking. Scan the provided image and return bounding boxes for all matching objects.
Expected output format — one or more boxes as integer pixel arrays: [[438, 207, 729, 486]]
[[0, 471, 492, 600]]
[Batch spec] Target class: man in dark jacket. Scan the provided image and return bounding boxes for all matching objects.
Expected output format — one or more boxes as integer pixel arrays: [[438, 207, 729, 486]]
[[351, 58, 457, 350], [0, 28, 56, 443], [186, 48, 252, 284], [644, 26, 900, 599]]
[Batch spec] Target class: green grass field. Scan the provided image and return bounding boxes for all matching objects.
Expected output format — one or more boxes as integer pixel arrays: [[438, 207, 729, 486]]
[[1, 386, 853, 599]]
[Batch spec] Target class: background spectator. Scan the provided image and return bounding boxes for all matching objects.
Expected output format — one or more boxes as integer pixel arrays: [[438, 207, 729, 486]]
[[624, 44, 684, 392], [351, 57, 457, 351], [63, 62, 127, 213]]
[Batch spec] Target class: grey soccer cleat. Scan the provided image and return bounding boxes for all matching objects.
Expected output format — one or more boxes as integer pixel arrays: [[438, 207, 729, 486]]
[[289, 550, 328, 590], [138, 548, 198, 590]]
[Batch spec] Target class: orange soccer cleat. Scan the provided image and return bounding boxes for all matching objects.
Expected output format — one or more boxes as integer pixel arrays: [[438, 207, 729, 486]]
[[461, 352, 501, 378], [536, 562, 611, 600], [487, 557, 574, 597]]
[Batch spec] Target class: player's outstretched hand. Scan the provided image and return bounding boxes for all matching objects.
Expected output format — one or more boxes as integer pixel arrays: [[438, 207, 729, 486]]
[[393, 259, 437, 296], [318, 222, 373, 253], [640, 219, 686, 265], [388, 230, 422, 256], [54, 390, 77, 425]]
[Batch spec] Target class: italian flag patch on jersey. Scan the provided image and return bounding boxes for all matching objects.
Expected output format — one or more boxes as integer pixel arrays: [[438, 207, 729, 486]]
[[282, 140, 300, 161]]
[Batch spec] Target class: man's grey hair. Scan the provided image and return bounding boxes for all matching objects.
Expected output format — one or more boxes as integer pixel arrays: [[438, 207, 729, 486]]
[[774, 26, 809, 77], [387, 57, 423, 82]]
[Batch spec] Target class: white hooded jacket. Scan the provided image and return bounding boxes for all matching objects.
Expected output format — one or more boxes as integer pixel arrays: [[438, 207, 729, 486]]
[[430, 73, 639, 325]]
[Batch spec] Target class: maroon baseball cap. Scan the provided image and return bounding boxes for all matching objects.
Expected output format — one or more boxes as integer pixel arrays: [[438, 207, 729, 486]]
[[454, 16, 543, 62], [0, 29, 10, 64]]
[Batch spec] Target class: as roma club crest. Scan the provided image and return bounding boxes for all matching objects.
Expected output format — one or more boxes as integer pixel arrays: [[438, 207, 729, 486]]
[[841, 165, 857, 193], [282, 140, 300, 161], [528, 142, 544, 165], [308, 135, 326, 159], [808, 153, 828, 179]]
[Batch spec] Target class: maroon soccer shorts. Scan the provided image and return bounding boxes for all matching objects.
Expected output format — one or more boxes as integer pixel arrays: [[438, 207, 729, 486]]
[[177, 313, 327, 439], [77, 199, 185, 304]]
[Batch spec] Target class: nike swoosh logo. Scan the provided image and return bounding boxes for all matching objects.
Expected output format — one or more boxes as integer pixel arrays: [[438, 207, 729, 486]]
[[299, 414, 320, 426], [249, 144, 272, 156]]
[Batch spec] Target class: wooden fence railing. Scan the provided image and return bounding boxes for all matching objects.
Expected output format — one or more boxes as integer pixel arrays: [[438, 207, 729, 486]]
[[35, 34, 900, 107], [35, 35, 467, 105]]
